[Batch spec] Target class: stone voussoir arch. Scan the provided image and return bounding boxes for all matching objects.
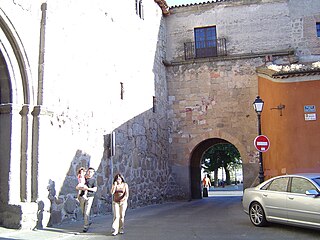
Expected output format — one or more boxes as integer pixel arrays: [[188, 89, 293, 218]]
[[0, 7, 34, 105], [188, 129, 248, 165]]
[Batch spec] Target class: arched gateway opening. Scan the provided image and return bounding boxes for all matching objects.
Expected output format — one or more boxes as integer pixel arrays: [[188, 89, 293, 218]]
[[190, 138, 242, 199]]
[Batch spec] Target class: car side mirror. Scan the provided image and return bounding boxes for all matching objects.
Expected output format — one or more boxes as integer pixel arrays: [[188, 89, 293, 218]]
[[306, 189, 320, 197]]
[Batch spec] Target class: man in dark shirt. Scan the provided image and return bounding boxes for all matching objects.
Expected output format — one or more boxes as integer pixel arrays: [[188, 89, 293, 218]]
[[76, 167, 97, 232]]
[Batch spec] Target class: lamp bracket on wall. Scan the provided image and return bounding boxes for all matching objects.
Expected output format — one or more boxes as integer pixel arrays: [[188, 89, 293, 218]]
[[270, 104, 285, 116]]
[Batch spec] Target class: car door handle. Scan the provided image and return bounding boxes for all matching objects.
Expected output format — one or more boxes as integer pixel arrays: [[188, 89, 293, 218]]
[[288, 197, 294, 200], [263, 194, 268, 197]]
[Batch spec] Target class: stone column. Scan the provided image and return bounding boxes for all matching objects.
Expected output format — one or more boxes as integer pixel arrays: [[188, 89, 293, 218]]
[[31, 105, 53, 227], [31, 105, 41, 202], [19, 105, 33, 202]]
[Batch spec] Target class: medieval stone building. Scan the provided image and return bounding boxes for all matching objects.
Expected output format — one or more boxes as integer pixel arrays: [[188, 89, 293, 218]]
[[165, 0, 320, 199], [0, 0, 319, 229]]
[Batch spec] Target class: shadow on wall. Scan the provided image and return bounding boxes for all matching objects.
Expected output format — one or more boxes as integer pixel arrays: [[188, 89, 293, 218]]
[[40, 150, 95, 227], [37, 140, 114, 228]]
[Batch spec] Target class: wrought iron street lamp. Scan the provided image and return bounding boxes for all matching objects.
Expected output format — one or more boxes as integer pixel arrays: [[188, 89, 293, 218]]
[[253, 96, 265, 183]]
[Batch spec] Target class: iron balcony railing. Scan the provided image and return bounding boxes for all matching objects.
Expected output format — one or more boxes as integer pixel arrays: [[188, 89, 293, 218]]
[[184, 38, 227, 60]]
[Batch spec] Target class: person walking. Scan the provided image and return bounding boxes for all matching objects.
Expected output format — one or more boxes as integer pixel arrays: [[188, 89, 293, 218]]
[[111, 173, 129, 236], [76, 167, 97, 232], [202, 174, 211, 197]]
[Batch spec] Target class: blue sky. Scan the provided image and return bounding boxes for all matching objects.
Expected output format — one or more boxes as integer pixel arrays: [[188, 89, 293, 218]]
[[166, 0, 205, 7]]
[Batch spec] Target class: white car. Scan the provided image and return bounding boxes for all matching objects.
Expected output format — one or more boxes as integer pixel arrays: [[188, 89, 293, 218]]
[[242, 173, 320, 229]]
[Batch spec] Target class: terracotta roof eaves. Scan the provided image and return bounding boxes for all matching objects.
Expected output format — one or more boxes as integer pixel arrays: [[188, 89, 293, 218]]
[[257, 67, 320, 79], [154, 0, 170, 15], [169, 0, 231, 9]]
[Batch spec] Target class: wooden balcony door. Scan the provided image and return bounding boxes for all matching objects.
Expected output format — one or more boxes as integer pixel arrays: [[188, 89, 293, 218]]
[[194, 26, 217, 58]]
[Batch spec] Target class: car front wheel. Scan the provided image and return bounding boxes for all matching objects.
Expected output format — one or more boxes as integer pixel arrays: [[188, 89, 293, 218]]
[[249, 202, 267, 227]]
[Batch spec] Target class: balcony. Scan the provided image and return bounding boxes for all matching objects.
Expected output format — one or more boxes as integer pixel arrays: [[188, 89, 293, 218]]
[[184, 38, 227, 60]]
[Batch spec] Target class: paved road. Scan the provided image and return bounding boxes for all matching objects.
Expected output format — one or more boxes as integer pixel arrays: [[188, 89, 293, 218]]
[[1, 191, 319, 239]]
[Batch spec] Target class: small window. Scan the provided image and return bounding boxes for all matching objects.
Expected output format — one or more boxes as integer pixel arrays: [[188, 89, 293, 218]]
[[316, 22, 320, 37], [120, 82, 124, 100], [152, 96, 156, 113], [135, 0, 144, 19]]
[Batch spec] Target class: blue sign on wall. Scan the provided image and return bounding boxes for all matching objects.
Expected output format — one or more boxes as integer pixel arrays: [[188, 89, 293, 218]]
[[304, 105, 316, 113]]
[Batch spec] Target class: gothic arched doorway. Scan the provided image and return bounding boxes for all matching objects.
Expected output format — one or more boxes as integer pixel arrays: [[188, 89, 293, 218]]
[[0, 11, 34, 228]]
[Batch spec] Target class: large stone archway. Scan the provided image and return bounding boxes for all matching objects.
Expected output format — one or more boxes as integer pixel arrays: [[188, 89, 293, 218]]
[[187, 129, 258, 199], [190, 138, 230, 199]]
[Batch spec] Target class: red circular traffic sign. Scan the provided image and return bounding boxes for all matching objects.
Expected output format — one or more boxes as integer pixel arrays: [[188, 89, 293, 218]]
[[254, 135, 270, 152]]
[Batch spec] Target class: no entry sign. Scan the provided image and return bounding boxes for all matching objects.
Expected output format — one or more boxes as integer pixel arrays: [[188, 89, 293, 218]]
[[254, 135, 270, 152]]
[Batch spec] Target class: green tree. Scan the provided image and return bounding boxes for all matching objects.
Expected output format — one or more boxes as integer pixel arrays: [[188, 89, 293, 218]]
[[202, 143, 241, 186]]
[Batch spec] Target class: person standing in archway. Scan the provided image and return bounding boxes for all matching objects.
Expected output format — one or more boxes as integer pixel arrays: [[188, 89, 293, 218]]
[[202, 174, 211, 197]]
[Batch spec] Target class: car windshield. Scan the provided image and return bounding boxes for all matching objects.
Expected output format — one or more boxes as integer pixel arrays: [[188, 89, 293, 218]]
[[312, 177, 320, 188]]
